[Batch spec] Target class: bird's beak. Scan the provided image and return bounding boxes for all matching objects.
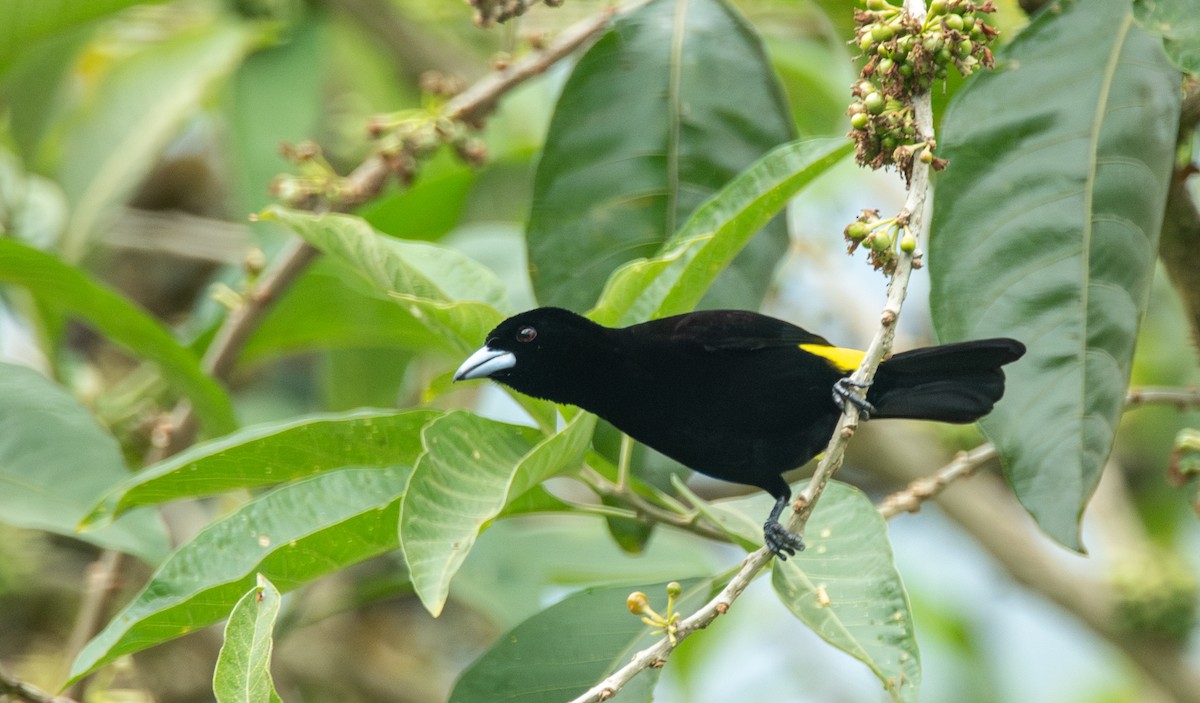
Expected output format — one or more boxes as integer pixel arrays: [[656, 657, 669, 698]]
[[453, 346, 516, 381]]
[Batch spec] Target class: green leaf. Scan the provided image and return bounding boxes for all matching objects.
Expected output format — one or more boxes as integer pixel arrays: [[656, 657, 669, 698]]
[[0, 0, 170, 69], [214, 575, 283, 703], [0, 363, 169, 563], [929, 0, 1181, 549], [85, 408, 438, 526], [454, 517, 723, 629], [400, 410, 597, 616], [590, 137, 851, 326], [449, 579, 714, 703], [360, 166, 477, 242], [0, 239, 236, 435], [69, 465, 412, 683], [526, 0, 797, 312], [262, 207, 508, 355], [1135, 0, 1200, 73], [243, 260, 456, 365], [720, 482, 920, 702], [54, 20, 255, 261]]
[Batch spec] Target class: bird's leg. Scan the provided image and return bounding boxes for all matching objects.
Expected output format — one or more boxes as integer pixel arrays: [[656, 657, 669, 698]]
[[833, 377, 875, 419], [763, 493, 805, 559]]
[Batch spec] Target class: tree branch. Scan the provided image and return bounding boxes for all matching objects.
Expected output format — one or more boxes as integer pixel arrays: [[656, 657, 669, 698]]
[[566, 4, 938, 700], [875, 384, 1200, 518]]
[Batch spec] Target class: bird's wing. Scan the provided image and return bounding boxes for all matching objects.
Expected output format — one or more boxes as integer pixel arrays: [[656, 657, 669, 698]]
[[633, 310, 864, 372], [636, 310, 833, 350]]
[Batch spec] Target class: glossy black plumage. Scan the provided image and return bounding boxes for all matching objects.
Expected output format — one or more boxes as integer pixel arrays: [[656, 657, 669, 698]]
[[454, 307, 1025, 557]]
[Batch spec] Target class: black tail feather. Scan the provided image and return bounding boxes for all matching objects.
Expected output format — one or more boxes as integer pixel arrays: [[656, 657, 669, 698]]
[[868, 338, 1025, 423]]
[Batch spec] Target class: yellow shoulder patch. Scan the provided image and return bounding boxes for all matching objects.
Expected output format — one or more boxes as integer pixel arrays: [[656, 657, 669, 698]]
[[799, 344, 865, 373]]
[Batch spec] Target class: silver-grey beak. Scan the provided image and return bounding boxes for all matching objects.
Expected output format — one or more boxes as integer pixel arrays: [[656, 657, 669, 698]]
[[454, 346, 516, 381]]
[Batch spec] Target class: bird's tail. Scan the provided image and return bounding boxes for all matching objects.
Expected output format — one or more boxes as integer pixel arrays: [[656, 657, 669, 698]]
[[867, 338, 1025, 423]]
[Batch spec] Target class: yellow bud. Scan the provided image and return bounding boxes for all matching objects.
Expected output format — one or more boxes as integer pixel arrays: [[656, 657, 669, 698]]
[[627, 592, 651, 616]]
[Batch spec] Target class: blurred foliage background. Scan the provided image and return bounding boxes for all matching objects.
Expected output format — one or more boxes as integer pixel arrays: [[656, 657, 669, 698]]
[[1, 0, 1199, 702]]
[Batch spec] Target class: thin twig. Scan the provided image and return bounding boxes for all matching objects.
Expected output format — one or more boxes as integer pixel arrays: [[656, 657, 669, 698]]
[[0, 666, 76, 703], [792, 0, 934, 530], [445, 4, 630, 126], [874, 385, 1200, 519], [324, 3, 627, 212], [877, 444, 997, 519], [1125, 386, 1200, 409], [579, 467, 731, 543]]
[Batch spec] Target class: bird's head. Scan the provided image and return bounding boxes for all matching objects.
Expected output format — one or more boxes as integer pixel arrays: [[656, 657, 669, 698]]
[[453, 307, 607, 402]]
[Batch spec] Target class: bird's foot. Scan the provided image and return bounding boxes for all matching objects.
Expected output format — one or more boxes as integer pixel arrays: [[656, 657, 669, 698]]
[[833, 377, 875, 419], [763, 520, 805, 560]]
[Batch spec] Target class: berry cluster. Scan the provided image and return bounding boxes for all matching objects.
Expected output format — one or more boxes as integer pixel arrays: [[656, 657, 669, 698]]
[[847, 0, 997, 177], [368, 71, 488, 185], [843, 209, 917, 274], [271, 72, 487, 210]]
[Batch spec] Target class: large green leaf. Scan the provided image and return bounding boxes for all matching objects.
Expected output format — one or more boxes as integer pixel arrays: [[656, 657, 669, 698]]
[[0, 239, 236, 435], [214, 576, 283, 703], [0, 363, 169, 563], [85, 409, 438, 526], [526, 0, 797, 312], [400, 410, 597, 616], [54, 20, 255, 261], [449, 579, 714, 703], [706, 482, 919, 702], [589, 137, 851, 326], [262, 207, 508, 355], [69, 465, 412, 683], [1135, 0, 1200, 73], [929, 0, 1181, 548], [242, 259, 452, 365]]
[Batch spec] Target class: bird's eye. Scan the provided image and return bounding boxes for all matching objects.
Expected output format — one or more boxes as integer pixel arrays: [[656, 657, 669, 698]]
[[516, 326, 537, 343]]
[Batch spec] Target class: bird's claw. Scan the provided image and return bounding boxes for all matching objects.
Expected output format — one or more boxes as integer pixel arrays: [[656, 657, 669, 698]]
[[763, 521, 805, 560], [833, 377, 875, 419]]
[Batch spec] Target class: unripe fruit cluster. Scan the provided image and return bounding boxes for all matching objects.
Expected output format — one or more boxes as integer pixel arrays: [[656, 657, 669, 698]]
[[847, 0, 997, 176], [844, 209, 913, 274]]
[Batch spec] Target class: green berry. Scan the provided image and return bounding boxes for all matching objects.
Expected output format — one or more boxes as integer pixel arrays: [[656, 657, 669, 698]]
[[929, 0, 946, 15], [859, 33, 875, 53], [878, 57, 895, 72], [845, 221, 870, 240], [900, 233, 917, 253], [944, 13, 964, 31], [958, 38, 974, 56], [871, 24, 895, 42], [850, 112, 870, 129], [864, 92, 885, 114], [866, 0, 890, 10], [867, 231, 894, 251]]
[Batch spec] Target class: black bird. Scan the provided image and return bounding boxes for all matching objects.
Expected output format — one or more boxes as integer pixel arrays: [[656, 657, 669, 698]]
[[454, 307, 1024, 558]]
